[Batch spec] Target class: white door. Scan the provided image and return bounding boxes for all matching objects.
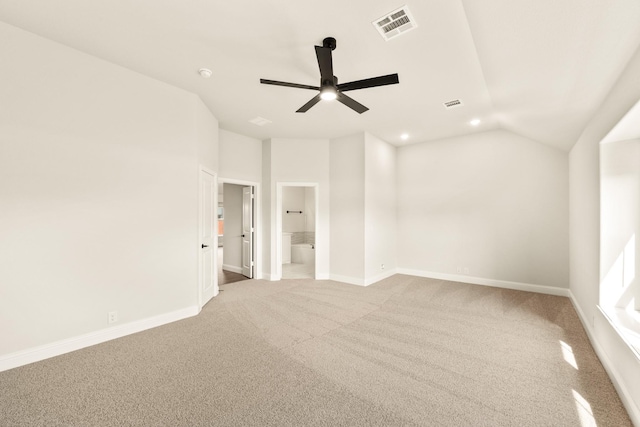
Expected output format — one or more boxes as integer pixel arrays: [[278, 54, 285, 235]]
[[200, 169, 218, 307], [241, 186, 254, 278]]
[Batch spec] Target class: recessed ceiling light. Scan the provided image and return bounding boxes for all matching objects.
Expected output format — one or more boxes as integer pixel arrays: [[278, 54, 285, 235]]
[[470, 118, 481, 126], [401, 133, 409, 140], [198, 68, 212, 78]]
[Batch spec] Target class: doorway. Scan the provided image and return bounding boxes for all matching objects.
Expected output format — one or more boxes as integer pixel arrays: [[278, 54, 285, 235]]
[[277, 183, 318, 280], [218, 179, 260, 284]]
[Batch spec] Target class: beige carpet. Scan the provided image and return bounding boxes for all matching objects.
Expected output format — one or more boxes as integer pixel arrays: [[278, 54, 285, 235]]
[[0, 275, 632, 426]]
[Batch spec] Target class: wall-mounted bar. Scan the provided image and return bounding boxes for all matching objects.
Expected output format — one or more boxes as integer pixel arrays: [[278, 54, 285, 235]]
[[286, 210, 303, 214]]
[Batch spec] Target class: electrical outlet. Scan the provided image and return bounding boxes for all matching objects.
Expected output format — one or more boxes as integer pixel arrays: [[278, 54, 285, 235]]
[[463, 267, 469, 274], [108, 311, 118, 324], [381, 264, 385, 270], [456, 266, 462, 273]]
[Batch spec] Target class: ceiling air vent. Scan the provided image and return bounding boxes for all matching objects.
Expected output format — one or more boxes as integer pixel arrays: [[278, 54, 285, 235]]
[[249, 116, 272, 126], [443, 99, 464, 109], [373, 5, 417, 41]]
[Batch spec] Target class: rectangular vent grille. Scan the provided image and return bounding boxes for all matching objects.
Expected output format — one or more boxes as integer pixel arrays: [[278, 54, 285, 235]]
[[373, 5, 417, 41], [443, 99, 464, 109], [249, 116, 272, 126]]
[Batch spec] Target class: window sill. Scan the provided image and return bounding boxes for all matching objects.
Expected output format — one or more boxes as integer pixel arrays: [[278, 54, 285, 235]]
[[599, 305, 640, 361]]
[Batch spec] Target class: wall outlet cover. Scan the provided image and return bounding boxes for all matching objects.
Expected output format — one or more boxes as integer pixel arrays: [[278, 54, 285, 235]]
[[108, 311, 118, 324]]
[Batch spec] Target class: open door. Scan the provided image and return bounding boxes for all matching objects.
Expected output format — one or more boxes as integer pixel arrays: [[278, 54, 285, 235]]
[[200, 169, 218, 307], [241, 186, 254, 278]]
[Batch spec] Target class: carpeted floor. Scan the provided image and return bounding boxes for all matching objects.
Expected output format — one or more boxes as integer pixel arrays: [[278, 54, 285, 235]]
[[0, 275, 632, 426]]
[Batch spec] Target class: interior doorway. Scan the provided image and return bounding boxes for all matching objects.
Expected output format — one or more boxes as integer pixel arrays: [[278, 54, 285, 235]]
[[277, 183, 318, 280], [218, 179, 260, 284]]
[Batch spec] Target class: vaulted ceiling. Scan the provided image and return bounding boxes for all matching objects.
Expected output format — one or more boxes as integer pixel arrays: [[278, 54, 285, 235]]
[[2, 0, 640, 150]]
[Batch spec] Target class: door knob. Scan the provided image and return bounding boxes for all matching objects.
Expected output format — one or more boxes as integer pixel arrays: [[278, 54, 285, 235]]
[[242, 234, 245, 238], [201, 244, 209, 248]]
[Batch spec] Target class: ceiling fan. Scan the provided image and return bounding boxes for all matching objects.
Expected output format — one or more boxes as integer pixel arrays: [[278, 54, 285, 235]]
[[260, 37, 399, 114]]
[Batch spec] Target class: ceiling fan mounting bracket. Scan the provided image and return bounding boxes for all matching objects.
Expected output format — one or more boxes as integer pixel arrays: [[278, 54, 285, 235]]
[[323, 37, 337, 51]]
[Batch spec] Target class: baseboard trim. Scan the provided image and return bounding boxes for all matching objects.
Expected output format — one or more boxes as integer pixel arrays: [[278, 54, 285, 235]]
[[329, 274, 366, 286], [397, 269, 570, 297], [222, 264, 242, 274], [365, 269, 398, 286], [568, 292, 640, 426], [0, 306, 199, 373]]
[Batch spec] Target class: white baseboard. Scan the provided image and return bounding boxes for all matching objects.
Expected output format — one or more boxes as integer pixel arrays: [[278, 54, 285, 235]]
[[0, 306, 199, 373], [397, 268, 570, 297], [329, 269, 398, 287], [315, 273, 330, 280], [222, 264, 242, 274], [568, 292, 640, 426], [329, 274, 367, 286], [365, 268, 398, 286], [261, 272, 277, 281]]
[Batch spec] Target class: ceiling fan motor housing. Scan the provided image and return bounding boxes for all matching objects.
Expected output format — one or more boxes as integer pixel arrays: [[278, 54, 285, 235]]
[[322, 76, 338, 87]]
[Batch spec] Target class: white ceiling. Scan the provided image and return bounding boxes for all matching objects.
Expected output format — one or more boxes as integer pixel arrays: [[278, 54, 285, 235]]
[[1, 0, 639, 150]]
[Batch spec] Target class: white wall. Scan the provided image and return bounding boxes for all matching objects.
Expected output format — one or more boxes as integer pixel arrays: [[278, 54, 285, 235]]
[[569, 43, 640, 423], [328, 133, 397, 286], [397, 129, 569, 290], [330, 134, 365, 283], [0, 22, 217, 365], [261, 140, 273, 279], [196, 98, 219, 172], [265, 138, 330, 279], [218, 129, 261, 182], [222, 184, 243, 271], [282, 187, 305, 232], [364, 133, 397, 283], [304, 187, 316, 232]]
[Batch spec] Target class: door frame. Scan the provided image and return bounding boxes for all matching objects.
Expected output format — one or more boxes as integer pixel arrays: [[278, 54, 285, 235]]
[[276, 182, 319, 280], [198, 166, 218, 311], [219, 177, 261, 280]]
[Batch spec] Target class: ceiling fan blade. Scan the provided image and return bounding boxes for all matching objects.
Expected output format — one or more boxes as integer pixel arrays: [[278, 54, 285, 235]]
[[337, 73, 399, 92], [260, 79, 319, 91], [315, 46, 334, 84], [336, 92, 369, 114], [296, 94, 322, 113]]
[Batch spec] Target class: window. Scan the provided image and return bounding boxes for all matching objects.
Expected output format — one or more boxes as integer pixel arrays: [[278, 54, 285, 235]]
[[599, 99, 640, 357]]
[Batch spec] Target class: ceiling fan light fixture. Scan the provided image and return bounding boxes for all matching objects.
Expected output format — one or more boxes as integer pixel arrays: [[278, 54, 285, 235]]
[[470, 118, 481, 126], [320, 86, 337, 101]]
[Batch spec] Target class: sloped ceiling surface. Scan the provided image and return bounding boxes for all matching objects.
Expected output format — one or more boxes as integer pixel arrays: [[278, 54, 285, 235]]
[[1, 0, 639, 150]]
